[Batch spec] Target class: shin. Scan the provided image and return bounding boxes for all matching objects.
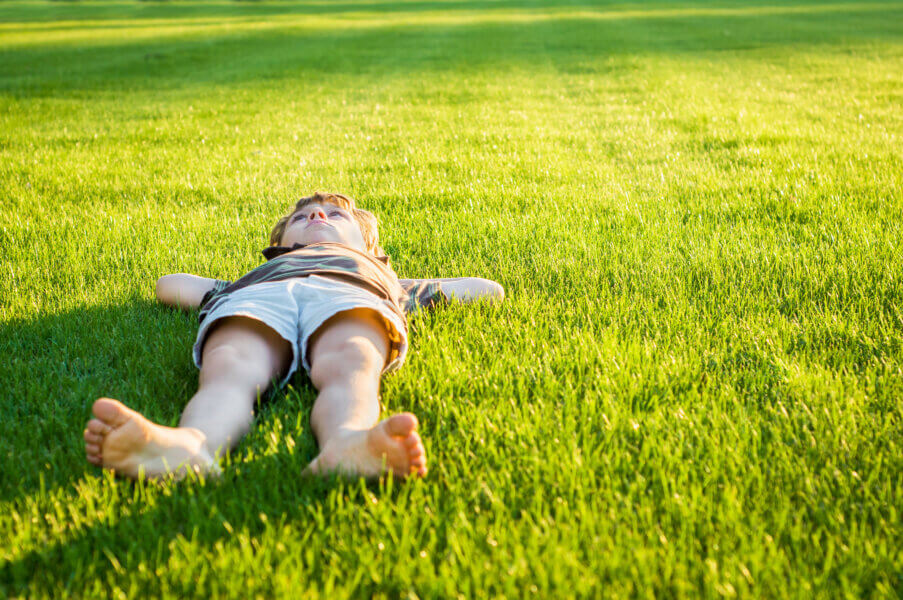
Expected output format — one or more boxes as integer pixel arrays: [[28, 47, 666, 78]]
[[307, 309, 390, 447], [181, 316, 293, 457]]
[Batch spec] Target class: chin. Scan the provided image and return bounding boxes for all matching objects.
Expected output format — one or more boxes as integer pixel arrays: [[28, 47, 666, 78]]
[[301, 234, 340, 246]]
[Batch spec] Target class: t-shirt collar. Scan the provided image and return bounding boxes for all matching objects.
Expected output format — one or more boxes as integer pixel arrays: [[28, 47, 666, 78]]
[[262, 242, 307, 261]]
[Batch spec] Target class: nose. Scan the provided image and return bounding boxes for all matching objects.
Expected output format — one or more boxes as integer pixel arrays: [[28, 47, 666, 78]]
[[308, 208, 327, 221]]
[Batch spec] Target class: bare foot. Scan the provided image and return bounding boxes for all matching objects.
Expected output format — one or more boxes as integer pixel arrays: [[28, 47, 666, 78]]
[[84, 398, 220, 480], [305, 413, 427, 479]]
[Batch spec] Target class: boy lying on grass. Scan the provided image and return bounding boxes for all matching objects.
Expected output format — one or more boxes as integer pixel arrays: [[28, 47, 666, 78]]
[[84, 192, 504, 481]]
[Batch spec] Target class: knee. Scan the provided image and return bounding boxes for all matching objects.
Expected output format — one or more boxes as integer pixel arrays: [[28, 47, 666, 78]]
[[309, 336, 385, 389], [200, 343, 269, 387]]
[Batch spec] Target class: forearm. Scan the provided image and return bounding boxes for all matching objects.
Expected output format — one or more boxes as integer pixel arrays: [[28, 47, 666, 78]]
[[155, 274, 218, 310], [437, 278, 505, 304]]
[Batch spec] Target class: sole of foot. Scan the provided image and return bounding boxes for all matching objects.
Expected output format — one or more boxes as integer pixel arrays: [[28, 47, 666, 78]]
[[85, 397, 220, 480]]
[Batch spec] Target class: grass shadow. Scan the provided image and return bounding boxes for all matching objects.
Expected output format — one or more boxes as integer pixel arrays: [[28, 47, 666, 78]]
[[0, 300, 317, 505], [2, 0, 894, 25], [2, 1, 901, 97], [0, 449, 411, 596], [0, 298, 425, 596]]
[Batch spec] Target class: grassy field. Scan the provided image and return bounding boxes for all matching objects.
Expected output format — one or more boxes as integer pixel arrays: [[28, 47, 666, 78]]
[[1, 0, 902, 597]]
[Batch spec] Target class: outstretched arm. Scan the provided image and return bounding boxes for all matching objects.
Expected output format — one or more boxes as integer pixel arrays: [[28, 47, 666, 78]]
[[400, 277, 505, 305], [155, 274, 220, 310]]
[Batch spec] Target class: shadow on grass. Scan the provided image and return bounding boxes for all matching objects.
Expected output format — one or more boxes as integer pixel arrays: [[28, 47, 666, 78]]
[[0, 454, 406, 596], [0, 300, 316, 505], [0, 299, 419, 595], [2, 1, 901, 96], [4, 0, 619, 24], [4, 0, 896, 25]]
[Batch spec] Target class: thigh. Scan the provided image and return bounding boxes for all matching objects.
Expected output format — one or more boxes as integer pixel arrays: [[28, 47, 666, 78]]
[[193, 280, 302, 386], [200, 316, 294, 387], [306, 308, 391, 387]]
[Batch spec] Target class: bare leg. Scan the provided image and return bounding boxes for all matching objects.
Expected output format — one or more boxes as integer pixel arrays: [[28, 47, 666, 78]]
[[303, 308, 427, 479], [84, 317, 292, 479]]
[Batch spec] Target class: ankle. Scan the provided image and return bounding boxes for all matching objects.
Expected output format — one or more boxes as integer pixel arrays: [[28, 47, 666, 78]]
[[316, 425, 369, 449], [176, 426, 216, 458]]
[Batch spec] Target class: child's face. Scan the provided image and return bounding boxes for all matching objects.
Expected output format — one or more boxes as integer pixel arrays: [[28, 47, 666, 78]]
[[280, 202, 367, 251]]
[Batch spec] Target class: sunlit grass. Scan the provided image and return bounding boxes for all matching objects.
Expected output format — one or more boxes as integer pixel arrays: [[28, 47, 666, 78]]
[[1, 0, 901, 597], [0, 3, 898, 48]]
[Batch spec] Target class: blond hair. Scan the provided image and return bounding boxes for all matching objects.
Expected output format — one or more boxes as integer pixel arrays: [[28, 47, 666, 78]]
[[269, 192, 383, 255]]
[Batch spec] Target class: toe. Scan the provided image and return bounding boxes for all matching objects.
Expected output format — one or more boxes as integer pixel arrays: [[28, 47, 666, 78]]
[[84, 430, 104, 444], [87, 418, 112, 436], [87, 455, 102, 465], [86, 443, 100, 455], [384, 413, 418, 437], [92, 398, 132, 428], [403, 432, 422, 449]]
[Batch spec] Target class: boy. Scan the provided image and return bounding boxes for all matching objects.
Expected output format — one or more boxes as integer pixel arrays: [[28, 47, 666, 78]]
[[83, 192, 504, 481]]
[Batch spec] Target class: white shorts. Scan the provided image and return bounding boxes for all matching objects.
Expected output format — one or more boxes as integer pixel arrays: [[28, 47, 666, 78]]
[[193, 275, 408, 388]]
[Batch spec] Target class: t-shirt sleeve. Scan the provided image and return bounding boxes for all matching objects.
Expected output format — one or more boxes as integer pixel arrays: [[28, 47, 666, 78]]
[[199, 279, 231, 310], [400, 279, 448, 313]]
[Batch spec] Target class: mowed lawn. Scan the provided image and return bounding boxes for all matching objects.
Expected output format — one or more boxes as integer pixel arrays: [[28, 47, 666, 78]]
[[1, 0, 902, 597]]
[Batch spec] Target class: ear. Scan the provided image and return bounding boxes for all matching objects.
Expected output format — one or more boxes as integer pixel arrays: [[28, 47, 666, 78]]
[[270, 215, 290, 246]]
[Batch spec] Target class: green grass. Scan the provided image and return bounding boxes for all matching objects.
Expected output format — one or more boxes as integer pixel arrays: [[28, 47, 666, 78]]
[[1, 0, 902, 597]]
